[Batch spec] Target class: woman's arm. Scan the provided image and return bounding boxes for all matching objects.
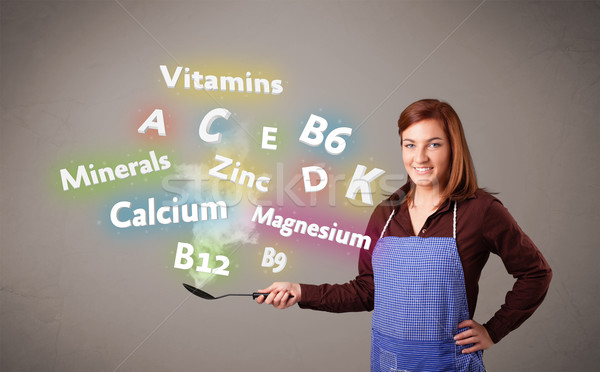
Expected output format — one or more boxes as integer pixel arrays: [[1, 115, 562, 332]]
[[454, 319, 494, 353], [256, 247, 375, 311], [256, 199, 393, 311], [256, 282, 302, 309], [297, 247, 374, 312], [480, 199, 553, 343]]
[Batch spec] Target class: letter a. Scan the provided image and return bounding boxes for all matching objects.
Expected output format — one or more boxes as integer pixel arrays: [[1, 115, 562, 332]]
[[138, 109, 166, 136]]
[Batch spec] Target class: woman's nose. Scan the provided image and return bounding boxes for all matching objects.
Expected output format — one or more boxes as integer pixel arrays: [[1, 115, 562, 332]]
[[415, 147, 428, 163]]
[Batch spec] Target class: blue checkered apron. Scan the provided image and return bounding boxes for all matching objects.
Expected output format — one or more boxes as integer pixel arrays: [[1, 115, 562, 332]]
[[371, 202, 485, 372]]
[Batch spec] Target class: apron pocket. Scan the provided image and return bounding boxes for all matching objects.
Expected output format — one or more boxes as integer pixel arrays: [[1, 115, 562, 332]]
[[372, 330, 457, 372]]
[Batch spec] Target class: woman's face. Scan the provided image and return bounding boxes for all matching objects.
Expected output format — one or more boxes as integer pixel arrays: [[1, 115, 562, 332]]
[[401, 119, 452, 191]]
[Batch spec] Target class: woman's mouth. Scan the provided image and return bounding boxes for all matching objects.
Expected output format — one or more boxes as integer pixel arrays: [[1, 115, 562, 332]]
[[413, 167, 433, 175]]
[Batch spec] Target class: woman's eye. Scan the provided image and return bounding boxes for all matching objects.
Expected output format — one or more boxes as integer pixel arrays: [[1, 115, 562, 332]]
[[404, 144, 415, 149], [429, 143, 441, 148]]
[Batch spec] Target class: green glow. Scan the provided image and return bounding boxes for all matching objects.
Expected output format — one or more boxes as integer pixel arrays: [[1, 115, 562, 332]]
[[49, 146, 177, 202]]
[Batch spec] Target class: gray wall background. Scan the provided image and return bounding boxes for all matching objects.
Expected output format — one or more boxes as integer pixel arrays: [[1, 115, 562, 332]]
[[2, 1, 599, 371]]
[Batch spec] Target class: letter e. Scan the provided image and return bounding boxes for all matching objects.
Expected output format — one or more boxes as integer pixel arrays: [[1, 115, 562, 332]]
[[262, 126, 278, 150]]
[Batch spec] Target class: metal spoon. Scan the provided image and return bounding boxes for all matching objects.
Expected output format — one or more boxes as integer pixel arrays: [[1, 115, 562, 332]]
[[183, 283, 277, 300]]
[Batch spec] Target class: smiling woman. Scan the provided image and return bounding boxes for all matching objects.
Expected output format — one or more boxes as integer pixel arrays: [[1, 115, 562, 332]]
[[398, 99, 478, 207], [401, 119, 452, 190], [256, 99, 552, 372]]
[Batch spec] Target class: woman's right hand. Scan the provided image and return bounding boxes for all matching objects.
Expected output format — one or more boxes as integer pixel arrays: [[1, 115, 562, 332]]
[[256, 282, 301, 309]]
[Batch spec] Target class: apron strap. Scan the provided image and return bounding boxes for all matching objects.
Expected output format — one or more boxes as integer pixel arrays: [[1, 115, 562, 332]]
[[380, 209, 395, 239], [453, 201, 457, 240], [380, 201, 457, 240]]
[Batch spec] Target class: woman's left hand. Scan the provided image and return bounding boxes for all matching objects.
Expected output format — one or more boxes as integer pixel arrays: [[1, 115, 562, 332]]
[[454, 319, 494, 353]]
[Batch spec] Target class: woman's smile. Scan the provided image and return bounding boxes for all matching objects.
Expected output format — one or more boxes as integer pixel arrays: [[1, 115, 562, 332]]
[[401, 118, 451, 190], [413, 166, 434, 175]]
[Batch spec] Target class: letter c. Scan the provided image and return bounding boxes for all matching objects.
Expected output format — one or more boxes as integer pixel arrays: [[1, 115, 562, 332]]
[[255, 177, 270, 193], [199, 108, 231, 143], [110, 201, 132, 228]]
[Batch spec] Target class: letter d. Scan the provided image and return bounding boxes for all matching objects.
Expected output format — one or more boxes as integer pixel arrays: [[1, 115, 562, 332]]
[[302, 166, 328, 192]]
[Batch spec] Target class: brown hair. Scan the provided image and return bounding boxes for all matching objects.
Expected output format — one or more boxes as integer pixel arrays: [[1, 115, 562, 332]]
[[398, 99, 478, 205]]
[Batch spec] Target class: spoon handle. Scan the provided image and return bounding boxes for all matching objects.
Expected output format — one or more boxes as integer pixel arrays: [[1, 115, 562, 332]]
[[251, 292, 295, 300]]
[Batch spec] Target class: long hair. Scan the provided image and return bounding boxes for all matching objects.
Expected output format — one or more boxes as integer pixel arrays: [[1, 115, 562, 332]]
[[398, 99, 478, 206]]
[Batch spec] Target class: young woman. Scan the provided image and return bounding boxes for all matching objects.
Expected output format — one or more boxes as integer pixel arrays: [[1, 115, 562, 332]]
[[256, 99, 552, 371]]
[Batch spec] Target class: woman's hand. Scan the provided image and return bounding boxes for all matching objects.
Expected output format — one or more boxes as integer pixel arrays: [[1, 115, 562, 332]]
[[454, 319, 494, 353], [256, 282, 301, 309]]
